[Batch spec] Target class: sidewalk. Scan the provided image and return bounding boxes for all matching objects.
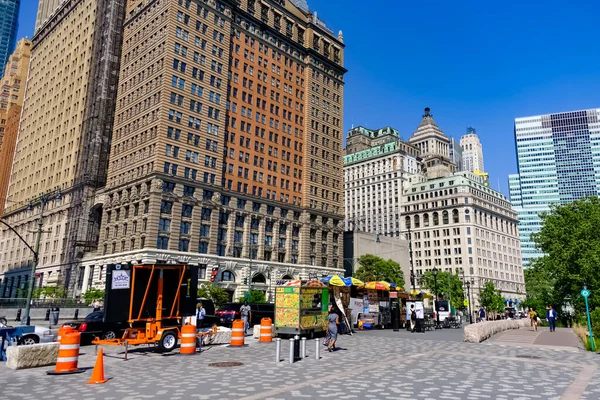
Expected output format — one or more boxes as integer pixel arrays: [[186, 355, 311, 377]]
[[489, 327, 584, 350]]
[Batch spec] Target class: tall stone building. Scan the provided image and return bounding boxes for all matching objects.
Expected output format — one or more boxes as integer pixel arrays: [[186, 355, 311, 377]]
[[408, 108, 455, 179], [0, 0, 126, 298], [460, 127, 484, 173], [402, 171, 525, 312], [81, 0, 346, 301], [0, 38, 31, 217], [343, 125, 422, 236]]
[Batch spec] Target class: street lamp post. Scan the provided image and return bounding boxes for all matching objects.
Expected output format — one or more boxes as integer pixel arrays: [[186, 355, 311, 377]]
[[0, 190, 62, 325], [432, 267, 439, 328], [466, 281, 472, 324]]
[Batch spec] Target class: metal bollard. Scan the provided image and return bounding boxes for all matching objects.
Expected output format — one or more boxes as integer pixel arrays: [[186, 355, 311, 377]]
[[275, 338, 281, 362], [301, 337, 307, 358], [15, 308, 21, 321], [74, 309, 79, 320], [44, 309, 50, 321], [288, 338, 294, 364], [315, 338, 320, 360]]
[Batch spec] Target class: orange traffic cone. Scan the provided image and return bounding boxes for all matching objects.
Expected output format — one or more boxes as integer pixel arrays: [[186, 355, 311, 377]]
[[86, 348, 108, 384]]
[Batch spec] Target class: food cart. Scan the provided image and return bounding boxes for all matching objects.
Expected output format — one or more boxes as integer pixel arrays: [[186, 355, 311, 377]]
[[275, 280, 329, 337], [356, 282, 394, 329]]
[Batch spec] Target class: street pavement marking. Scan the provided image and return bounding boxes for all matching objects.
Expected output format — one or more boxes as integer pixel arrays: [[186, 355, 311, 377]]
[[560, 365, 597, 400], [237, 351, 436, 400]]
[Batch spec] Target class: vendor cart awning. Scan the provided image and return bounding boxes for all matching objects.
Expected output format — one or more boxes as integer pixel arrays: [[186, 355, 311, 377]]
[[410, 290, 433, 299], [321, 275, 346, 287], [304, 280, 327, 287], [343, 277, 364, 287], [361, 281, 391, 291]]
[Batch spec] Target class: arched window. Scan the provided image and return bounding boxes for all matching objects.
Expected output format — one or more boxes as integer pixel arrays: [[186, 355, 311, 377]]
[[221, 271, 235, 282], [452, 209, 459, 223], [432, 212, 439, 226], [252, 273, 266, 284], [423, 213, 429, 227], [442, 211, 449, 225], [414, 215, 420, 228], [281, 274, 294, 280], [405, 216, 411, 229]]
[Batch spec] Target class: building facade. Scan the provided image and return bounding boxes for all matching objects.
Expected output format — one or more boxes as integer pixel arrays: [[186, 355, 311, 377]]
[[0, 0, 126, 298], [509, 108, 600, 266], [80, 0, 346, 301], [460, 127, 484, 173], [408, 108, 455, 179], [0, 0, 20, 75], [402, 171, 525, 308], [449, 137, 464, 172], [0, 38, 31, 216], [343, 125, 422, 237]]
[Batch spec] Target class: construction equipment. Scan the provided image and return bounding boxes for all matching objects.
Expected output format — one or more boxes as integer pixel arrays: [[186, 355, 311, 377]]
[[92, 264, 215, 352]]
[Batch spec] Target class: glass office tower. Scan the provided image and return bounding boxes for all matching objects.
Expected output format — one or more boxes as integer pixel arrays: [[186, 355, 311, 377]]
[[509, 108, 600, 266], [0, 0, 20, 75]]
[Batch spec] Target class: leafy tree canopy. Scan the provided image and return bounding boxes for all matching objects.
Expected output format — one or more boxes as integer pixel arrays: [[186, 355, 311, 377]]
[[32, 286, 66, 299], [198, 282, 229, 307], [82, 288, 105, 304], [354, 254, 405, 290], [479, 281, 505, 313], [419, 270, 465, 310], [238, 290, 267, 304], [530, 197, 600, 313]]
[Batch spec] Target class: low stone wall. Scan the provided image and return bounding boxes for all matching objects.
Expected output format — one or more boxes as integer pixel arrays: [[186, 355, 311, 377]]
[[203, 327, 232, 345], [252, 324, 276, 340], [464, 318, 530, 343], [6, 342, 59, 370]]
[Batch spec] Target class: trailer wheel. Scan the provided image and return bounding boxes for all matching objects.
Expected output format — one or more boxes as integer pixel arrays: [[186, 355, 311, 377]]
[[158, 330, 178, 352]]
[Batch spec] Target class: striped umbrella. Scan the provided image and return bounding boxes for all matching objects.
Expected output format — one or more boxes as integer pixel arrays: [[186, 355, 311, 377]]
[[362, 281, 391, 291], [321, 275, 347, 287], [342, 277, 365, 287], [304, 280, 327, 287]]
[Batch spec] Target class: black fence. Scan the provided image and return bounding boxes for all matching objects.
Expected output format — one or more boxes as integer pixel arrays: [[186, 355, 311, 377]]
[[0, 297, 82, 309]]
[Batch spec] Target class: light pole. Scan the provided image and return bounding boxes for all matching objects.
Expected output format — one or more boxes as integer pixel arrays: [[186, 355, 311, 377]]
[[466, 280, 472, 324], [0, 190, 62, 325], [432, 267, 439, 328]]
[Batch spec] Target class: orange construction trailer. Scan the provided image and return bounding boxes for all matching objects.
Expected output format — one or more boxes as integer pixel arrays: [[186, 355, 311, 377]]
[[93, 264, 215, 352]]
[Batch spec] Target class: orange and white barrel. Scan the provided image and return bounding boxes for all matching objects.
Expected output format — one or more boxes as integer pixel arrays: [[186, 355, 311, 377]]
[[230, 319, 245, 347], [179, 324, 197, 355], [47, 331, 84, 375], [259, 318, 273, 343]]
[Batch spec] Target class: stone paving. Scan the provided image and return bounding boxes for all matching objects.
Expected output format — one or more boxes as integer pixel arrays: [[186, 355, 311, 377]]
[[1, 328, 599, 399]]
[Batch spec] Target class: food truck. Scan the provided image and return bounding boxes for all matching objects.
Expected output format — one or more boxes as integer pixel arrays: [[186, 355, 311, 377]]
[[274, 280, 329, 337]]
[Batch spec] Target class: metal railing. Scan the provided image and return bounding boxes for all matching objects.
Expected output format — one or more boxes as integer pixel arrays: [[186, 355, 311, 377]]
[[0, 297, 82, 309]]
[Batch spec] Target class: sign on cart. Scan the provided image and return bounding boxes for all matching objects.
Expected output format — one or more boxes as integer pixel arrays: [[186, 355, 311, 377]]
[[111, 270, 131, 289]]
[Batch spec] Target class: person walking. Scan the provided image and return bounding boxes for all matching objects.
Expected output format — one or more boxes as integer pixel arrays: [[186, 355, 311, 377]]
[[327, 308, 339, 352], [240, 300, 252, 335], [92, 299, 101, 312], [546, 305, 557, 332], [410, 305, 417, 332], [528, 308, 538, 331], [478, 307, 486, 323]]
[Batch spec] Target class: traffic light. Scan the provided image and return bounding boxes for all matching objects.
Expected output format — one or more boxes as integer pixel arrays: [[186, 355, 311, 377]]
[[243, 278, 248, 285], [210, 267, 219, 282], [410, 273, 415, 287]]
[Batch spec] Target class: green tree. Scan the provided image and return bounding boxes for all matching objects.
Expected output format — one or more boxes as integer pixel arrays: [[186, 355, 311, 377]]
[[82, 288, 105, 304], [419, 270, 465, 311], [530, 197, 600, 313], [479, 281, 503, 315], [238, 290, 266, 304], [354, 254, 405, 290], [522, 264, 555, 313], [32, 286, 66, 299], [198, 282, 229, 307]]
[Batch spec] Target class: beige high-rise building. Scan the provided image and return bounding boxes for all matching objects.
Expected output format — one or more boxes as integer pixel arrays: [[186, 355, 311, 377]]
[[0, 39, 31, 217], [80, 0, 346, 301], [0, 0, 126, 298], [460, 127, 485, 173], [402, 171, 525, 316]]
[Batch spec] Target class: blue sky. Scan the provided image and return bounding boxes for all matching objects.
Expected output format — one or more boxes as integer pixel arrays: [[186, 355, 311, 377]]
[[16, 0, 600, 196]]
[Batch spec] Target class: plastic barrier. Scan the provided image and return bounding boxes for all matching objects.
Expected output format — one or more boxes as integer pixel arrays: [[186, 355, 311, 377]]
[[56, 326, 75, 343], [230, 319, 244, 347], [47, 331, 84, 375], [259, 318, 273, 343], [179, 324, 196, 355]]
